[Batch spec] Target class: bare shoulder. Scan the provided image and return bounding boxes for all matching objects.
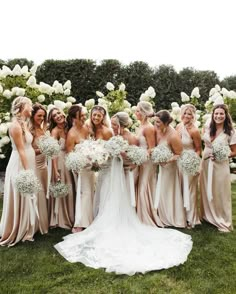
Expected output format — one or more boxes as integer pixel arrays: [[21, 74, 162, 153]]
[[103, 126, 113, 140], [143, 124, 155, 136], [9, 121, 21, 137], [189, 126, 201, 138]]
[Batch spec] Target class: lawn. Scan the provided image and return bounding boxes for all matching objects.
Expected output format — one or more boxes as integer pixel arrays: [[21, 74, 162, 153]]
[[0, 183, 236, 294]]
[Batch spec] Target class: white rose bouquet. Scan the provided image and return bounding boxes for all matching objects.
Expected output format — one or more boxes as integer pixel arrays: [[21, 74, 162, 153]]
[[104, 136, 129, 157], [15, 169, 41, 197], [125, 145, 149, 165], [177, 150, 201, 176], [49, 181, 69, 198], [151, 144, 174, 164], [37, 135, 60, 159]]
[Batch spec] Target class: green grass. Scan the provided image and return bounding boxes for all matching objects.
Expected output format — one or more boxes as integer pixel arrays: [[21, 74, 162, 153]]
[[0, 184, 236, 294]]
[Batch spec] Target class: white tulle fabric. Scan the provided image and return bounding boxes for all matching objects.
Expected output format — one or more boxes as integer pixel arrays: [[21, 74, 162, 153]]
[[55, 158, 193, 275]]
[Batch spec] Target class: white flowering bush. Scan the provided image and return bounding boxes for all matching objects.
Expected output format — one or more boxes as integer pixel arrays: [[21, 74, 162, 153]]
[[0, 64, 76, 159]]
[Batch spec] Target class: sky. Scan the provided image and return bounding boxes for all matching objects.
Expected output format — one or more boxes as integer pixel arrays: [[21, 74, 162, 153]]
[[1, 0, 236, 80]]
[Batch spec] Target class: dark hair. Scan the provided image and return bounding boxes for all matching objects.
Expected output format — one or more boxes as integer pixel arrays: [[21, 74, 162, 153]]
[[30, 103, 47, 135], [155, 110, 173, 125], [47, 107, 66, 132], [90, 105, 107, 134], [66, 105, 82, 129], [209, 104, 233, 137]]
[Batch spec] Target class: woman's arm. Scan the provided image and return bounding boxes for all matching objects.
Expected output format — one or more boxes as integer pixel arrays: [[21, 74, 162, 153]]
[[51, 128, 60, 181], [191, 128, 202, 156], [143, 125, 156, 152], [169, 133, 183, 162], [66, 131, 75, 153]]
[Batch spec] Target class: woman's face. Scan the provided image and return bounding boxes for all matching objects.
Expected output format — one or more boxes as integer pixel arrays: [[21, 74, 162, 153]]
[[91, 110, 104, 126], [33, 109, 46, 127], [111, 118, 120, 135], [79, 110, 87, 124], [22, 101, 33, 118], [182, 108, 193, 124], [135, 106, 143, 121], [213, 108, 226, 125], [51, 109, 65, 124], [155, 117, 165, 131]]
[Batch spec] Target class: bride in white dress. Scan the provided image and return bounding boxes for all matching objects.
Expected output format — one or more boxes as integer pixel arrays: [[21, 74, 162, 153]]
[[54, 112, 193, 275]]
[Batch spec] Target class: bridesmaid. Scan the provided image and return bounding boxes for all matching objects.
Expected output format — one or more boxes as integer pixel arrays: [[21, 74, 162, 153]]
[[88, 105, 113, 217], [47, 107, 74, 229], [30, 103, 49, 234], [176, 104, 201, 228], [154, 110, 186, 228], [200, 104, 236, 232], [135, 101, 163, 227], [66, 105, 95, 233], [0, 96, 38, 246]]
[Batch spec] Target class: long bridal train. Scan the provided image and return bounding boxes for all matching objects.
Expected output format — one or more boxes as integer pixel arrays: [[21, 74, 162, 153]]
[[55, 158, 192, 275]]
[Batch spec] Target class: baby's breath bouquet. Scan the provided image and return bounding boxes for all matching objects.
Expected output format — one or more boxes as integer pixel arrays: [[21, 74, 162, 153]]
[[104, 136, 129, 157], [49, 181, 69, 198], [15, 169, 41, 196], [125, 145, 149, 165], [177, 150, 201, 176], [65, 151, 91, 172], [151, 144, 174, 164], [212, 141, 231, 161], [37, 135, 60, 159]]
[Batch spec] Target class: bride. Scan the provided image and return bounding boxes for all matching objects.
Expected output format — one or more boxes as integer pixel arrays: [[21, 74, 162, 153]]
[[54, 112, 193, 275]]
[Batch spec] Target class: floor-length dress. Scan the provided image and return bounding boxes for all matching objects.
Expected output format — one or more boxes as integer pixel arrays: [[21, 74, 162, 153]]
[[34, 138, 49, 234], [200, 129, 236, 231], [49, 138, 74, 229], [54, 157, 192, 275], [136, 135, 163, 227], [0, 131, 38, 246], [179, 124, 201, 227], [157, 138, 186, 228]]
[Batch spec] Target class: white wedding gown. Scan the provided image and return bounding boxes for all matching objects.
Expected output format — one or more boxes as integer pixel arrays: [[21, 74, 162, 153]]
[[55, 158, 192, 275]]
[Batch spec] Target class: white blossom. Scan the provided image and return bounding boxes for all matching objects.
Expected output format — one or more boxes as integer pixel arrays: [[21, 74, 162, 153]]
[[47, 104, 55, 112], [54, 100, 66, 110], [229, 90, 236, 99], [0, 84, 3, 93], [139, 94, 149, 101], [123, 100, 131, 108], [209, 88, 217, 97], [64, 89, 71, 96], [195, 121, 201, 127], [181, 92, 190, 102], [106, 82, 115, 91], [2, 65, 12, 77], [12, 64, 22, 76], [30, 65, 38, 76], [119, 83, 126, 91], [171, 102, 179, 108], [215, 84, 221, 92], [213, 96, 224, 106], [123, 108, 132, 114], [21, 65, 30, 77], [65, 102, 72, 108], [0, 123, 9, 135], [4, 115, 10, 122], [85, 99, 95, 108], [221, 88, 230, 98], [26, 76, 37, 87], [96, 91, 104, 98], [3, 89, 13, 99], [63, 80, 72, 90], [0, 154, 5, 159], [202, 113, 211, 122], [172, 106, 181, 115], [39, 82, 54, 95], [37, 95, 46, 103], [53, 81, 64, 94], [1, 136, 10, 145], [67, 96, 76, 103], [145, 86, 156, 98], [191, 87, 200, 98], [11, 87, 25, 96]]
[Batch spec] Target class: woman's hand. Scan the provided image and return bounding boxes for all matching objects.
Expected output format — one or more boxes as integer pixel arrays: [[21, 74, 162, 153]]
[[54, 170, 61, 182]]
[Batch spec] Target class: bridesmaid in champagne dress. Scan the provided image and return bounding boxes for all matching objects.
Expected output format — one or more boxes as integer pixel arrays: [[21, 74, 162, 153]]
[[30, 103, 49, 234], [200, 104, 236, 232], [87, 105, 113, 217], [0, 97, 38, 246], [154, 110, 186, 228], [176, 104, 201, 228], [47, 107, 74, 229], [135, 101, 163, 227], [66, 105, 95, 233]]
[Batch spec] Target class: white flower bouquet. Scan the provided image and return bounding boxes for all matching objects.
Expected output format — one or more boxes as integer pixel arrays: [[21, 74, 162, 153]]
[[15, 169, 41, 196], [212, 141, 231, 161], [49, 181, 69, 198], [151, 144, 174, 164], [37, 135, 60, 159], [125, 145, 149, 165], [65, 151, 91, 172], [177, 150, 201, 175], [104, 136, 129, 157]]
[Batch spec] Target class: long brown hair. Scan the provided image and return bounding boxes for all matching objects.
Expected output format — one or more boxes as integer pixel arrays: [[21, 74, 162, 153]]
[[66, 105, 82, 129], [30, 103, 47, 135], [47, 107, 67, 132], [209, 104, 233, 137]]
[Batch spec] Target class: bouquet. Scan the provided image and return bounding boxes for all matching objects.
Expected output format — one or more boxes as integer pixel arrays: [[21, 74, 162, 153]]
[[177, 150, 201, 175], [151, 144, 174, 164], [49, 181, 69, 198], [37, 135, 60, 159], [211, 141, 231, 161], [65, 151, 91, 172], [125, 145, 149, 165], [15, 169, 41, 196], [104, 136, 129, 157]]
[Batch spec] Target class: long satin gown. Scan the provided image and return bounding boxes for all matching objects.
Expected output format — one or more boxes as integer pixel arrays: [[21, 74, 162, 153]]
[[49, 138, 74, 229], [0, 131, 38, 246], [55, 157, 193, 275], [200, 128, 236, 232], [157, 138, 186, 228], [34, 138, 49, 234], [178, 124, 201, 227], [136, 135, 163, 227], [72, 144, 95, 228]]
